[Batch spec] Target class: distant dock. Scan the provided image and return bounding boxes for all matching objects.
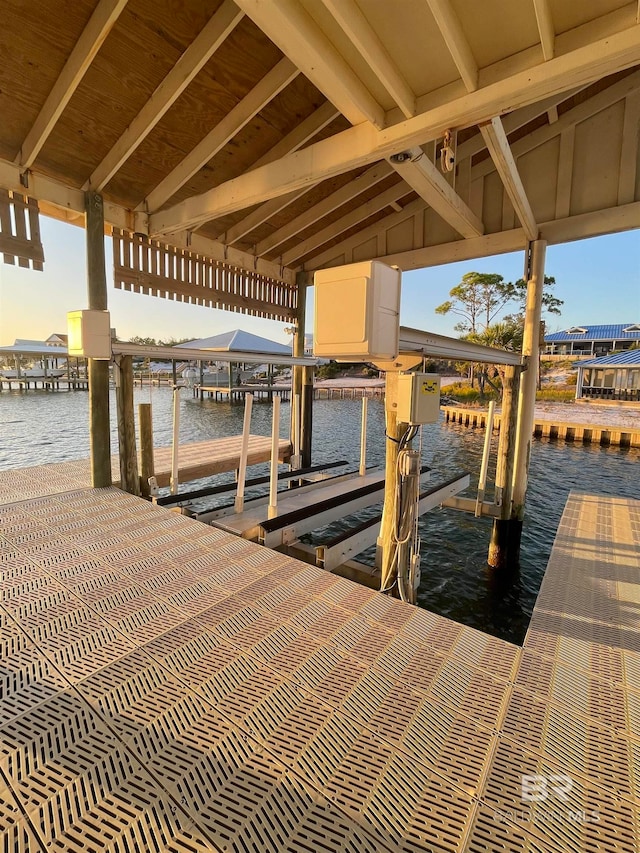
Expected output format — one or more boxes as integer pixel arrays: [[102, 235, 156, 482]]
[[443, 405, 640, 448]]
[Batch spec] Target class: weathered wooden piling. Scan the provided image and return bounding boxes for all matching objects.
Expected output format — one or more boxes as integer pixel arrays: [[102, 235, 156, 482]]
[[114, 355, 140, 496], [85, 191, 111, 488], [138, 403, 154, 498]]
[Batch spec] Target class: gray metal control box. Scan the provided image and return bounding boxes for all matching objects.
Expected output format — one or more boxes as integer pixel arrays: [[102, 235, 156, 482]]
[[396, 373, 441, 425]]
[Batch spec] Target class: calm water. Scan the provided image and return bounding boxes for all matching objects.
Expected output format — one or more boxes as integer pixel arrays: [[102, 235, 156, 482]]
[[1, 386, 638, 643]]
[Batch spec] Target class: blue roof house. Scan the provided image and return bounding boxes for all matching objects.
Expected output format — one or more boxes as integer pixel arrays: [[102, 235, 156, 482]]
[[544, 323, 640, 356]]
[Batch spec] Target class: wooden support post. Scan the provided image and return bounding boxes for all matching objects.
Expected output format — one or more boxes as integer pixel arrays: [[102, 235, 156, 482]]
[[475, 400, 495, 517], [291, 272, 307, 449], [235, 393, 253, 513], [114, 355, 140, 495], [359, 396, 368, 476], [301, 365, 313, 468], [268, 394, 281, 519], [85, 190, 111, 488], [170, 386, 180, 495], [510, 239, 547, 557], [488, 364, 521, 568], [378, 372, 409, 596], [138, 402, 154, 498]]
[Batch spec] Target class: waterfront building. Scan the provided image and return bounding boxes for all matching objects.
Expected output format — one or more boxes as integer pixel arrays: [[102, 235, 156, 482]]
[[544, 323, 640, 356], [576, 348, 640, 401]]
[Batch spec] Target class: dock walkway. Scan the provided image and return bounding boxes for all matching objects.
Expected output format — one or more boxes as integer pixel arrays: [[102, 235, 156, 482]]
[[0, 462, 638, 850], [0, 435, 291, 505]]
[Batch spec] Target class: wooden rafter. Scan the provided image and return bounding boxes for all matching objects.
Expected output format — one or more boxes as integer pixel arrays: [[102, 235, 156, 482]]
[[219, 102, 339, 245], [317, 0, 416, 117], [255, 162, 394, 256], [480, 118, 537, 240], [426, 0, 478, 91], [234, 0, 385, 128], [281, 182, 410, 266], [533, 0, 555, 61], [144, 58, 299, 213], [389, 148, 483, 238], [149, 23, 640, 236], [16, 0, 128, 169], [87, 0, 243, 192]]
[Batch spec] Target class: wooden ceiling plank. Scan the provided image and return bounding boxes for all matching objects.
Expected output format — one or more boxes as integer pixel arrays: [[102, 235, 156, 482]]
[[533, 0, 555, 61], [219, 101, 339, 244], [389, 148, 483, 237], [480, 117, 537, 240], [234, 0, 385, 127], [317, 0, 416, 117], [281, 182, 411, 266], [87, 0, 244, 191], [255, 161, 394, 256], [426, 0, 478, 92], [16, 0, 129, 169], [143, 57, 299, 212], [149, 23, 640, 236]]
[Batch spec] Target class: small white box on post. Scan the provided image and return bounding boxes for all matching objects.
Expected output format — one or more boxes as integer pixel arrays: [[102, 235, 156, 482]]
[[67, 310, 112, 359], [313, 261, 400, 360]]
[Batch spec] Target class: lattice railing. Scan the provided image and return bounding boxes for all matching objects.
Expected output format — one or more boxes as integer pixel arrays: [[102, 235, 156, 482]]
[[113, 229, 297, 321], [0, 189, 44, 269]]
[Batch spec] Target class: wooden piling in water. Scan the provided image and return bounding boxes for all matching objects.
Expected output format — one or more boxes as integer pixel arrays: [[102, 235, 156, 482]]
[[114, 355, 140, 496], [138, 403, 154, 498]]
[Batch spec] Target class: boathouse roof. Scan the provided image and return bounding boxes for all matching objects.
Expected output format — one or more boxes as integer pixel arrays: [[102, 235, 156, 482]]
[[0, 0, 638, 315], [177, 329, 292, 355], [579, 348, 640, 367], [545, 323, 640, 342]]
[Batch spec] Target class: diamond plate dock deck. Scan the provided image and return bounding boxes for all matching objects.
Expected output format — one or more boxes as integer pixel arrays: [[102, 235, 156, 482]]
[[0, 477, 638, 851]]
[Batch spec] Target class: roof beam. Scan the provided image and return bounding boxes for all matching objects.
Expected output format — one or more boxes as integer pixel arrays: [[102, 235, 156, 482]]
[[426, 0, 478, 91], [281, 182, 410, 266], [143, 58, 299, 212], [533, 0, 555, 60], [87, 0, 243, 191], [16, 0, 128, 169], [388, 148, 483, 237], [375, 202, 640, 271], [317, 0, 416, 117], [150, 23, 640, 235], [233, 0, 385, 128], [479, 117, 537, 240], [218, 101, 339, 244], [255, 161, 394, 256]]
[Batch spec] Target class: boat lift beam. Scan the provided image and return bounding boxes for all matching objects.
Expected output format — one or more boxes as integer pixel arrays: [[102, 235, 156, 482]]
[[315, 472, 470, 572], [398, 326, 523, 365]]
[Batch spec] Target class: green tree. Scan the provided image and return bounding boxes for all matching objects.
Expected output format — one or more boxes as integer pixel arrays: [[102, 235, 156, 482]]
[[502, 275, 563, 325], [435, 272, 514, 334]]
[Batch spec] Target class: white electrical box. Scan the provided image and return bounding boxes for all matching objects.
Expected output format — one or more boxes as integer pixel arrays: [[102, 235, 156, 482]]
[[67, 309, 112, 359], [313, 261, 400, 360], [396, 373, 440, 425]]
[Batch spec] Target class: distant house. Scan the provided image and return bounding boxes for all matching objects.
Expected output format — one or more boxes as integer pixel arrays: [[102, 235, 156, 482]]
[[575, 350, 640, 402], [46, 333, 68, 346], [544, 324, 640, 356]]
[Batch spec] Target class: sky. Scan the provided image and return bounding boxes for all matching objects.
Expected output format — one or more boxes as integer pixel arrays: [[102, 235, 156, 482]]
[[0, 216, 638, 347]]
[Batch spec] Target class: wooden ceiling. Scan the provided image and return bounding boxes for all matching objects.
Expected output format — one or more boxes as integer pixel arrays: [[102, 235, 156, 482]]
[[1, 0, 639, 287]]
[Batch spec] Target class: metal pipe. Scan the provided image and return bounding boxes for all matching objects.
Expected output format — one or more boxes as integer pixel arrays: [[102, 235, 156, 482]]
[[170, 386, 180, 495], [359, 396, 368, 476], [268, 395, 281, 519], [475, 400, 495, 517], [235, 393, 254, 513]]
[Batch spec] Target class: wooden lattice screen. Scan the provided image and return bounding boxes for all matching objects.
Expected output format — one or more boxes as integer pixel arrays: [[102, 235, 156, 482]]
[[0, 189, 44, 269], [113, 228, 297, 321]]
